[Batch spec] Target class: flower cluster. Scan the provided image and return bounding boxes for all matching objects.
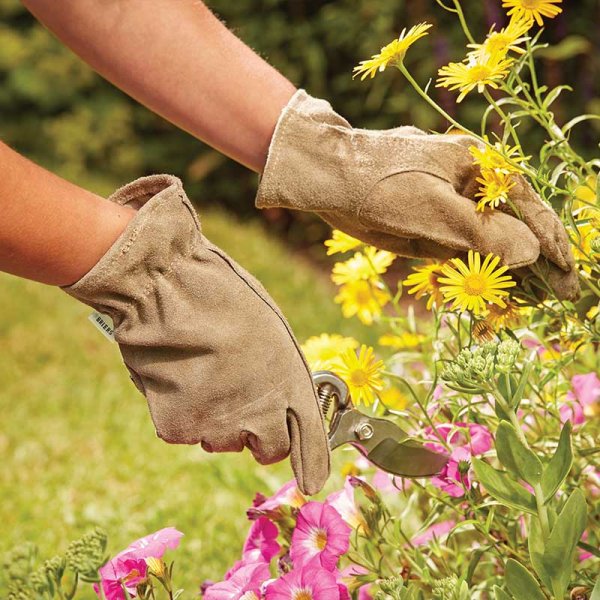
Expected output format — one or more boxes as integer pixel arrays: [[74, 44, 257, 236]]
[[204, 482, 354, 600]]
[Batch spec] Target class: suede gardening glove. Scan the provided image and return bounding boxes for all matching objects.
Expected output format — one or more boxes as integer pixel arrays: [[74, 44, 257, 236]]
[[257, 90, 579, 300], [63, 174, 329, 495]]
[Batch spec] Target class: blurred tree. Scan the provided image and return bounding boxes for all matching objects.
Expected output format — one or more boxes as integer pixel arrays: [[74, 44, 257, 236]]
[[0, 0, 598, 245]]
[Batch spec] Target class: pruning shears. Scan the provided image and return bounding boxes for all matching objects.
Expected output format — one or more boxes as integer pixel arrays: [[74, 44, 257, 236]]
[[313, 371, 449, 478]]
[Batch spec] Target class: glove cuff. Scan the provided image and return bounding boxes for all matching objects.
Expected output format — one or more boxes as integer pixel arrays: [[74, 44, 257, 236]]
[[256, 89, 358, 213], [63, 174, 200, 318]]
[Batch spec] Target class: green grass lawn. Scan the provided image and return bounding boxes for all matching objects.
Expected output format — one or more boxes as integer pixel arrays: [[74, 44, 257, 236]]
[[0, 208, 368, 597]]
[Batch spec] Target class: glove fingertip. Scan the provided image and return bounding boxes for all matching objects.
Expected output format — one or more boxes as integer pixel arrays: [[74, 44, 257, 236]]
[[287, 407, 330, 495]]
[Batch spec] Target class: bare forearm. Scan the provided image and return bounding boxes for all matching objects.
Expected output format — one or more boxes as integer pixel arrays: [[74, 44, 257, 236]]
[[23, 0, 296, 173], [0, 143, 135, 286]]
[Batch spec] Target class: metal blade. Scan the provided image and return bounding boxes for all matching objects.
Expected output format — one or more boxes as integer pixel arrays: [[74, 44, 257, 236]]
[[328, 409, 449, 478], [365, 437, 449, 478]]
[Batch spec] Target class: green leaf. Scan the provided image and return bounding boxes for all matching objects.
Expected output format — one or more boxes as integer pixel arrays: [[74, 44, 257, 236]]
[[466, 547, 484, 585], [511, 362, 534, 410], [537, 35, 591, 60], [542, 489, 588, 598], [562, 114, 600, 134], [496, 422, 543, 485], [494, 397, 511, 422], [541, 421, 573, 502], [505, 560, 545, 600], [493, 587, 512, 600], [591, 576, 600, 600], [543, 85, 573, 109], [528, 516, 552, 591], [472, 459, 537, 514]]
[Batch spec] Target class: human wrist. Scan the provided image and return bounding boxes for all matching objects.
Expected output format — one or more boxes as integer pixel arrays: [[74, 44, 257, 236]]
[[61, 197, 137, 287]]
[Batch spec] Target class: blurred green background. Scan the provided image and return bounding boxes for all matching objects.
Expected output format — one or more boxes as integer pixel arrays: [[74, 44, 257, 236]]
[[1, 0, 598, 246], [0, 0, 599, 596]]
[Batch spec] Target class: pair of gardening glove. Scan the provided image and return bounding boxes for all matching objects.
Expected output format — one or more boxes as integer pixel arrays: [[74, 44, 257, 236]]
[[64, 90, 578, 496]]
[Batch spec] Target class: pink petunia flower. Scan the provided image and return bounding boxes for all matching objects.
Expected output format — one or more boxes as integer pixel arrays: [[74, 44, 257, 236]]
[[249, 481, 306, 519], [411, 519, 456, 547], [94, 528, 183, 600], [425, 423, 492, 498], [205, 562, 271, 600], [560, 372, 600, 425], [243, 517, 281, 562], [290, 502, 351, 571], [326, 478, 366, 530], [266, 565, 340, 600], [578, 530, 593, 562]]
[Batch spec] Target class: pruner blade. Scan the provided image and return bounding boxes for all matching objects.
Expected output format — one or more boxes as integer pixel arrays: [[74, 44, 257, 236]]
[[313, 370, 449, 478]]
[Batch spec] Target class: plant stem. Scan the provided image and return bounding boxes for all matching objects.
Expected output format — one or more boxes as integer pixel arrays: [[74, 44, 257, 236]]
[[452, 0, 476, 44]]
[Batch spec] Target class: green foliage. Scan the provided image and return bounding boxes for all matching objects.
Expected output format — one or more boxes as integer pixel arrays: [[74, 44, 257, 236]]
[[530, 489, 588, 599], [505, 559, 545, 600], [540, 421, 573, 502], [1, 529, 105, 600], [431, 576, 470, 600], [472, 459, 537, 515], [495, 421, 543, 486]]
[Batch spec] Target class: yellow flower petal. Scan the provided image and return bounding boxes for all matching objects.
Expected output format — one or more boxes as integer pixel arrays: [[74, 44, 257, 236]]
[[353, 23, 433, 80]]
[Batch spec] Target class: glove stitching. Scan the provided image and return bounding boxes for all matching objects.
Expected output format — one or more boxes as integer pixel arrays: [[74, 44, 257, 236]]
[[138, 223, 198, 300], [206, 244, 331, 484], [204, 246, 327, 425], [356, 168, 454, 225]]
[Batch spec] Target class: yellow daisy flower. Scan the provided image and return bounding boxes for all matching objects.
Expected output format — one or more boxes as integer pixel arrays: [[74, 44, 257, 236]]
[[437, 53, 514, 103], [468, 15, 532, 58], [333, 345, 385, 406], [559, 317, 589, 353], [324, 230, 362, 255], [378, 332, 425, 349], [302, 333, 359, 371], [469, 140, 528, 174], [332, 247, 395, 285], [379, 386, 409, 411], [572, 175, 598, 210], [353, 23, 433, 80], [485, 300, 523, 330], [474, 300, 523, 341], [403, 261, 445, 310], [475, 169, 516, 211], [502, 0, 562, 27], [473, 319, 495, 342], [438, 251, 516, 314], [570, 221, 600, 273], [335, 280, 390, 325]]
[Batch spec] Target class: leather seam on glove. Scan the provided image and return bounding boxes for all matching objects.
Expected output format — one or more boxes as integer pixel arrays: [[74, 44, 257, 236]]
[[204, 245, 327, 428], [205, 246, 316, 377], [357, 167, 454, 221], [137, 223, 198, 301], [64, 190, 171, 294]]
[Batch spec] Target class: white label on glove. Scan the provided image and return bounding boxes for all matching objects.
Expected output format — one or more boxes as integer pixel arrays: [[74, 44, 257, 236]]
[[89, 311, 115, 343]]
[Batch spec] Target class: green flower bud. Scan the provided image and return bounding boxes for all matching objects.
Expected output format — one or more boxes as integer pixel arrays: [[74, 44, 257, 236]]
[[496, 339, 520, 372], [65, 528, 107, 575]]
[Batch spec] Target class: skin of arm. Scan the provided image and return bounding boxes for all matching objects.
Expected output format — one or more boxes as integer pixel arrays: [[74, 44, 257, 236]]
[[0, 142, 135, 285], [3, 1, 293, 286], [21, 0, 297, 173]]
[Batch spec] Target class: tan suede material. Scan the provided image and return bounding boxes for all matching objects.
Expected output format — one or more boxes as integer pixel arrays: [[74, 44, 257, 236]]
[[63, 175, 330, 495], [257, 90, 579, 300]]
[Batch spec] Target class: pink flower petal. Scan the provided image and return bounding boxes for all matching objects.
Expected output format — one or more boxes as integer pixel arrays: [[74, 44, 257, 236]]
[[291, 502, 351, 571]]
